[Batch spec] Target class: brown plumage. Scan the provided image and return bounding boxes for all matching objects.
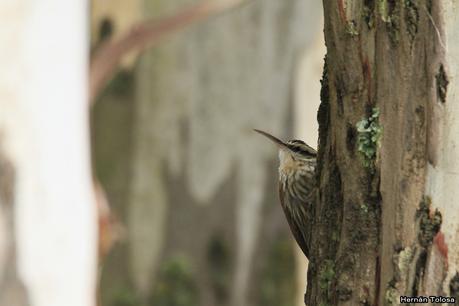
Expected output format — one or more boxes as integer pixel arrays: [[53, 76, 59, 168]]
[[254, 129, 316, 258]]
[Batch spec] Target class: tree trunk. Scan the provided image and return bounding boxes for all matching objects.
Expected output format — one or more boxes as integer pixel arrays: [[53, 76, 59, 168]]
[[0, 2, 97, 306], [306, 1, 458, 305]]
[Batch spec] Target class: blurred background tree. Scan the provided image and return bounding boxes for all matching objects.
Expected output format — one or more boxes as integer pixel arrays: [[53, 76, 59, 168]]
[[90, 1, 323, 306]]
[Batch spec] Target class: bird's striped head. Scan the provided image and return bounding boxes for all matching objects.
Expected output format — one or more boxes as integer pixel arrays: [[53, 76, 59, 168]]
[[253, 129, 317, 165], [285, 139, 317, 159]]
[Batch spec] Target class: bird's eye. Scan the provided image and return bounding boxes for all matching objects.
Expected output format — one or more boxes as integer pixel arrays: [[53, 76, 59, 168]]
[[290, 145, 307, 155]]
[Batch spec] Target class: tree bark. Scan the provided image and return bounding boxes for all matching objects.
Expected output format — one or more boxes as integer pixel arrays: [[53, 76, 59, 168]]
[[307, 1, 457, 305]]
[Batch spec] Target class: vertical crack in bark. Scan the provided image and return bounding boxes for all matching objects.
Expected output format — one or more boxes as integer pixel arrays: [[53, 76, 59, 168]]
[[334, 76, 345, 116], [374, 255, 381, 305], [411, 249, 427, 296], [404, 0, 419, 43], [435, 64, 449, 103], [345, 123, 357, 155], [404, 196, 443, 297], [417, 196, 442, 249], [385, 0, 401, 45], [363, 0, 375, 29]]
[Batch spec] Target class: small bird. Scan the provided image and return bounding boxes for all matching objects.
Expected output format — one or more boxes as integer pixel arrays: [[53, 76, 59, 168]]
[[254, 129, 317, 258]]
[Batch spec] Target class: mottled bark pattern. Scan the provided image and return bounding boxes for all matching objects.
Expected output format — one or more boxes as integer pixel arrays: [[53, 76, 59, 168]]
[[308, 1, 445, 305]]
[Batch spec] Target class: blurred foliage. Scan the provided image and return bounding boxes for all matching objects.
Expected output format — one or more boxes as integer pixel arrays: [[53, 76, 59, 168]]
[[112, 288, 143, 306], [207, 235, 232, 303], [150, 257, 199, 306], [92, 69, 135, 183], [102, 69, 135, 99], [92, 66, 136, 306], [258, 237, 296, 306], [98, 17, 114, 42]]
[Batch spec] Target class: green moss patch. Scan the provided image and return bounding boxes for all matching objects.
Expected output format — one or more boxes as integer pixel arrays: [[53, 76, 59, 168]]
[[356, 108, 383, 169]]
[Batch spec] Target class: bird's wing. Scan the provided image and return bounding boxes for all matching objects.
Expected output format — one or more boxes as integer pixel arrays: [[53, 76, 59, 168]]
[[279, 184, 310, 258]]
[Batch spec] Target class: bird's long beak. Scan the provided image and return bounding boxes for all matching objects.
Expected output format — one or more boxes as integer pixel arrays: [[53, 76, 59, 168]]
[[253, 129, 289, 150]]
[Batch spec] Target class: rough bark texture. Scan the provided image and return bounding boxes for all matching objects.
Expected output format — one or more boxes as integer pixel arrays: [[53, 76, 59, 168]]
[[308, 1, 451, 305]]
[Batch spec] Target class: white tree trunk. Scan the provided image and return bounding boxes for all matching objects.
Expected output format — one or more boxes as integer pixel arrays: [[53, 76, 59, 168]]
[[0, 2, 97, 306], [426, 0, 459, 294]]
